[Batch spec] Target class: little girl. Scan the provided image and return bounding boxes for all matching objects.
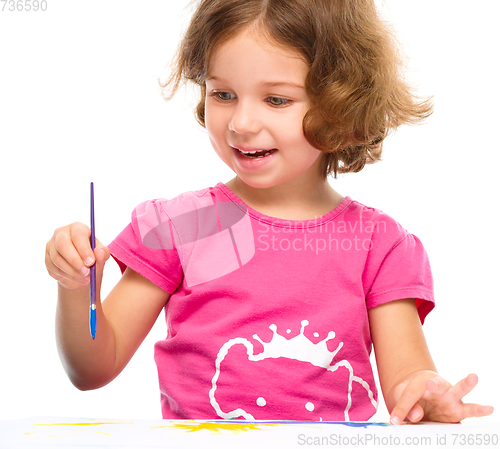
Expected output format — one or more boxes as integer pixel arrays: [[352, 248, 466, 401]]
[[46, 0, 494, 423]]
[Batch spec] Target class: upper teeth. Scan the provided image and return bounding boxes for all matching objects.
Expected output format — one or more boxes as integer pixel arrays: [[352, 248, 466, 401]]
[[238, 149, 273, 154]]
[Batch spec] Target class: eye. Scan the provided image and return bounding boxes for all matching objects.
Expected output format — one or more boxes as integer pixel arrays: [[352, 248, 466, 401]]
[[266, 97, 291, 107], [210, 91, 236, 102]]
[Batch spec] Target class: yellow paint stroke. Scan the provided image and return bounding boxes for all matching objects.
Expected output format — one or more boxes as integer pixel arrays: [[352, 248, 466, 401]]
[[151, 421, 279, 435], [34, 421, 133, 426]]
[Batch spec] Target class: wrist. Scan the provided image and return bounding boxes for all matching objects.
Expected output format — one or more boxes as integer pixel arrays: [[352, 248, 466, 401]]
[[57, 282, 91, 301]]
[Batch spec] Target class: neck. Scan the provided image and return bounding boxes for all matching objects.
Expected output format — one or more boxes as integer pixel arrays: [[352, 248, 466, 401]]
[[225, 176, 342, 221]]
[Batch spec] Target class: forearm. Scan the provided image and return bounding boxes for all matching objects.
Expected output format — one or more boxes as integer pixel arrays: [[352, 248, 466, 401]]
[[55, 284, 117, 390], [369, 298, 438, 415]]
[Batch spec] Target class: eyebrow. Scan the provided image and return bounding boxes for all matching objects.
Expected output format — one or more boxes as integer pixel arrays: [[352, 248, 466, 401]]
[[206, 76, 304, 90], [260, 81, 305, 89]]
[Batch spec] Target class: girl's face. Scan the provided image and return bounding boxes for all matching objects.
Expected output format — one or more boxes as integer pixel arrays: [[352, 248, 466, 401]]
[[205, 27, 324, 192]]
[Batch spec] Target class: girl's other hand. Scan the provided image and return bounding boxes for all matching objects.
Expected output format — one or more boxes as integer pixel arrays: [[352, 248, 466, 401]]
[[45, 222, 110, 291], [390, 371, 494, 425]]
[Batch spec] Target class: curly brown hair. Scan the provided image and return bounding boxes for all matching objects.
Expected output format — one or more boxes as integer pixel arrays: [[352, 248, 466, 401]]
[[160, 0, 433, 178]]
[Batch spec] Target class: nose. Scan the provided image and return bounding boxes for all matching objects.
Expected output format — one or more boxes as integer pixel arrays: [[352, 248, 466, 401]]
[[229, 99, 262, 134]]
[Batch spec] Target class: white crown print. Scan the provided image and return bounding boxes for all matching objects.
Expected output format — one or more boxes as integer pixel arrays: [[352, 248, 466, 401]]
[[251, 320, 343, 368], [209, 320, 377, 420]]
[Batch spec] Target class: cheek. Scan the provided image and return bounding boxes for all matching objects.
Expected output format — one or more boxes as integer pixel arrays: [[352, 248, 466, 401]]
[[204, 112, 220, 144], [295, 110, 322, 163], [290, 135, 324, 169], [279, 116, 320, 159], [205, 108, 230, 162], [205, 103, 227, 139], [277, 105, 309, 140]]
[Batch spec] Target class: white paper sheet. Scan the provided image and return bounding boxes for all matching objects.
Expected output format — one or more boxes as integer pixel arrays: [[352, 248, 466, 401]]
[[1, 417, 498, 449]]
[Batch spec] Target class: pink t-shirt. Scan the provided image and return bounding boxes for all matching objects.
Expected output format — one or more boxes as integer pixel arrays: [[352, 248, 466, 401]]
[[108, 182, 434, 421]]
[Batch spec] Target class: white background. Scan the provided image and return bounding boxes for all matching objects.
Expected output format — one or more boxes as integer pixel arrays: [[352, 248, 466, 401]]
[[0, 0, 498, 423]]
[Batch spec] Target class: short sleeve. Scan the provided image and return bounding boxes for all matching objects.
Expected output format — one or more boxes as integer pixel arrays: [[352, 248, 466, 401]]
[[365, 231, 434, 324], [108, 200, 183, 294]]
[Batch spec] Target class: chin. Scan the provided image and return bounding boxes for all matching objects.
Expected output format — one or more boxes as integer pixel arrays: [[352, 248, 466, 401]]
[[235, 175, 285, 191]]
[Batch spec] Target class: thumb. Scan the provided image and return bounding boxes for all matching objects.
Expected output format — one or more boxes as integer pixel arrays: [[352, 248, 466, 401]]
[[95, 240, 110, 261], [93, 247, 108, 299]]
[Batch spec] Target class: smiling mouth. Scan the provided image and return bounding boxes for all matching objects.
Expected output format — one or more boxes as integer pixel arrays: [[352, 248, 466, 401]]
[[234, 148, 278, 158]]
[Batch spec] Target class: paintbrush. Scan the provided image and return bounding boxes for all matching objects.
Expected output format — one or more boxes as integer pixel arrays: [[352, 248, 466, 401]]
[[90, 182, 96, 339]]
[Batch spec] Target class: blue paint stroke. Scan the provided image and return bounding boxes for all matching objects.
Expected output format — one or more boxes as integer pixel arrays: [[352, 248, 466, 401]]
[[337, 422, 390, 428], [210, 420, 390, 428]]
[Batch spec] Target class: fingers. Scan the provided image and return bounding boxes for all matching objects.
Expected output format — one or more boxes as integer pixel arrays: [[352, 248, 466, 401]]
[[390, 372, 495, 425], [407, 403, 425, 423], [462, 403, 495, 418], [390, 371, 449, 425], [91, 247, 107, 299], [53, 223, 91, 274], [449, 374, 494, 419], [447, 373, 478, 400], [45, 247, 88, 287], [70, 224, 95, 268], [46, 222, 109, 290], [95, 238, 111, 262], [390, 374, 433, 425], [425, 376, 447, 395], [46, 240, 90, 287]]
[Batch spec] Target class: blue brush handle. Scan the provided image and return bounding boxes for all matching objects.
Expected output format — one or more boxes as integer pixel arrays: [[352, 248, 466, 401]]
[[90, 306, 96, 340]]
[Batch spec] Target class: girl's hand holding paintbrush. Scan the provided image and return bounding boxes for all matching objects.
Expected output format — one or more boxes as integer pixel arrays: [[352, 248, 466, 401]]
[[45, 222, 110, 291], [45, 221, 168, 391], [45, 223, 114, 388]]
